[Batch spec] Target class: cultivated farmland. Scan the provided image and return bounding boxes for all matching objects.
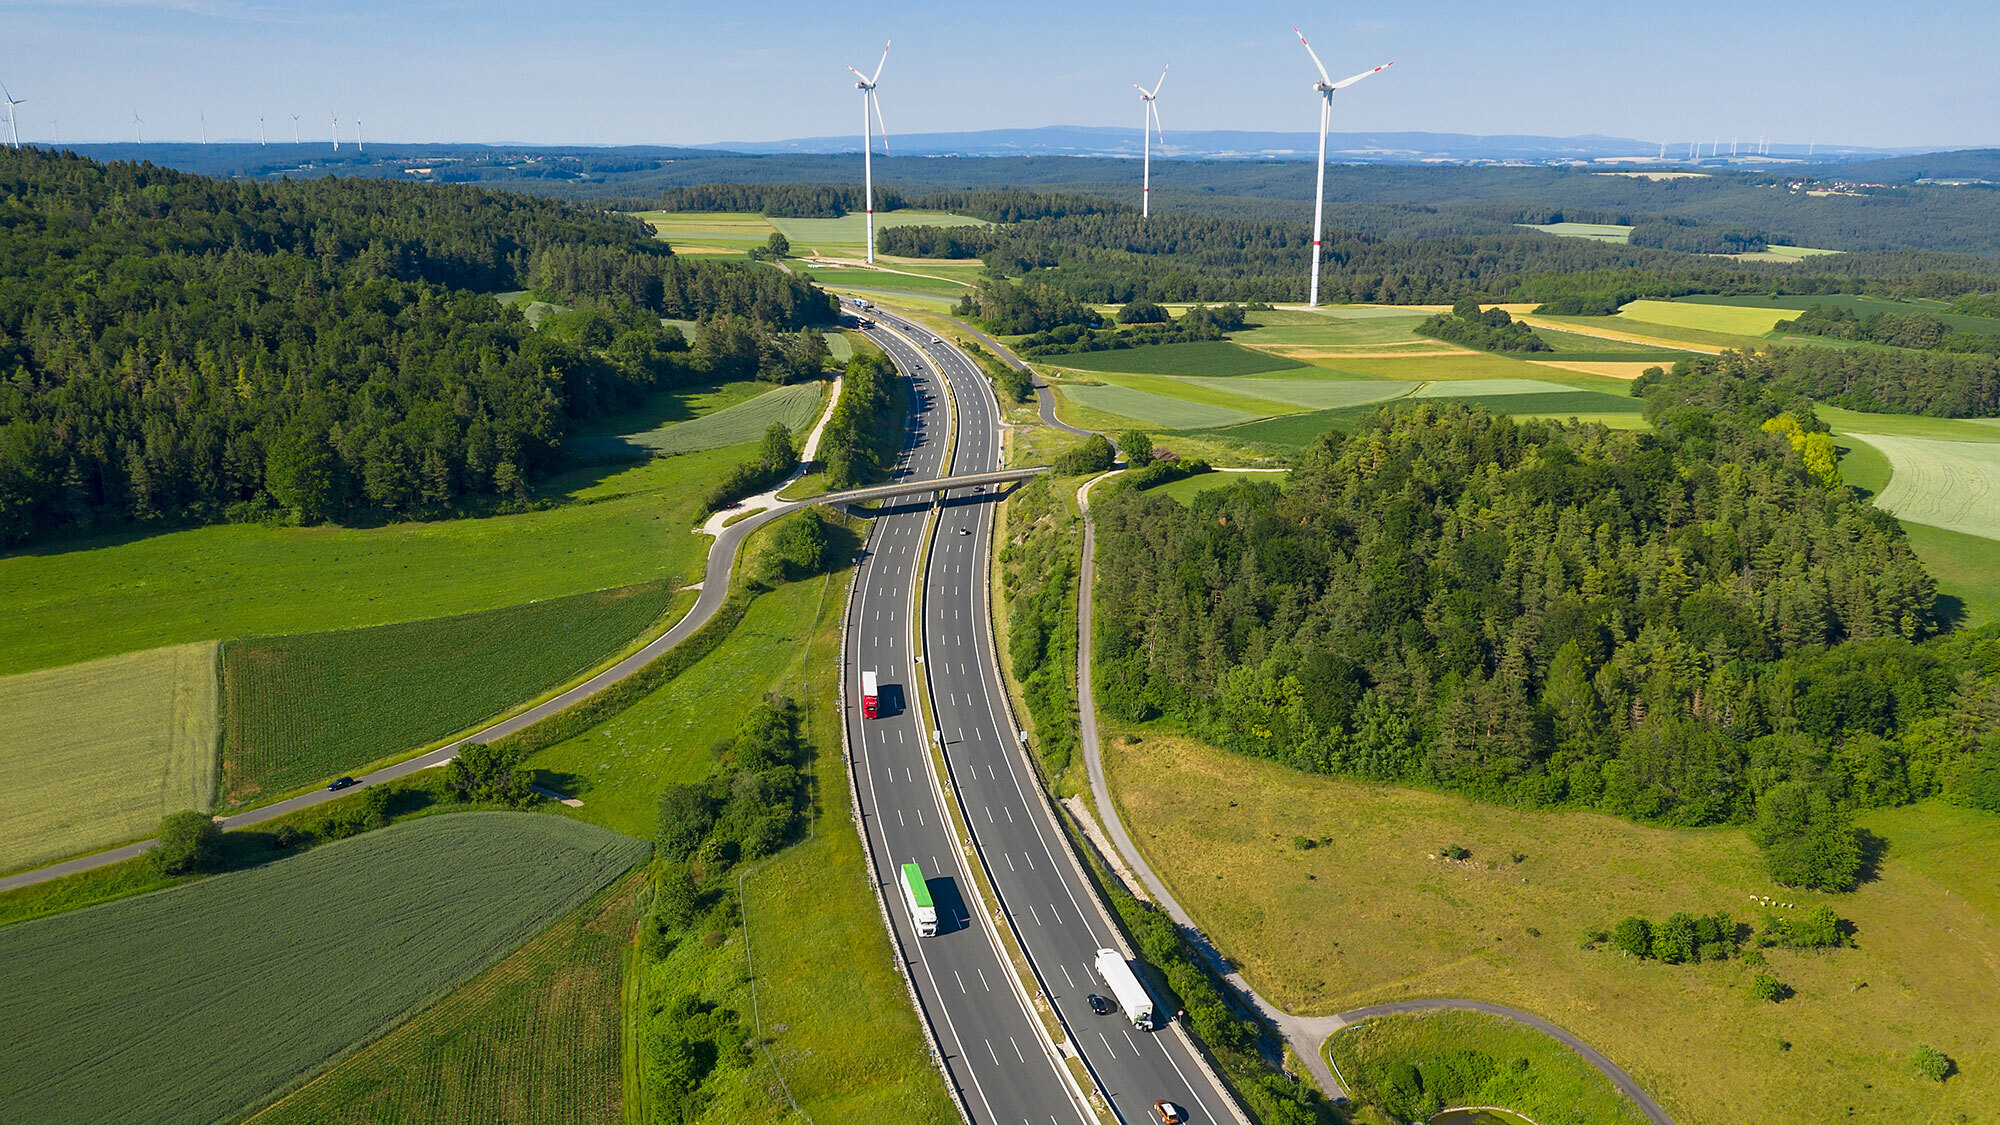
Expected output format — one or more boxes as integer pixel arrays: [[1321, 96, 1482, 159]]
[[1519, 221, 1634, 242], [1848, 432, 2000, 541], [0, 813, 649, 1125], [571, 381, 827, 461], [222, 581, 682, 802], [0, 444, 749, 677], [1101, 731, 2000, 1125], [1046, 339, 1306, 377], [0, 643, 218, 872], [1177, 376, 1417, 409], [1059, 382, 1265, 430], [252, 874, 642, 1125], [770, 209, 988, 256]]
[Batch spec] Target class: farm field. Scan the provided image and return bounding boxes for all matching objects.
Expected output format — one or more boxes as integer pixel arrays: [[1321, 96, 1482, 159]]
[[1041, 339, 1306, 377], [1329, 1008, 1648, 1125], [1612, 299, 1791, 337], [1675, 293, 2000, 336], [1100, 731, 2000, 1125], [801, 265, 970, 294], [0, 442, 746, 676], [1519, 221, 1633, 242], [770, 209, 988, 255], [1232, 309, 1438, 356], [0, 643, 218, 872], [630, 210, 778, 252], [571, 381, 827, 461], [1731, 244, 1843, 263], [251, 874, 642, 1125], [1834, 425, 2000, 628], [0, 813, 649, 1125], [222, 581, 683, 803], [1844, 432, 2000, 542], [1059, 382, 1265, 430], [1145, 470, 1286, 506], [1179, 375, 1416, 409]]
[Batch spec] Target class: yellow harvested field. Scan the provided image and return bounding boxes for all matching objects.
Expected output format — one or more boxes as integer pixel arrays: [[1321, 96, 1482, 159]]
[[1102, 730, 2000, 1125], [1615, 300, 1789, 336], [1515, 316, 1725, 355], [0, 643, 220, 872], [1528, 360, 1669, 380]]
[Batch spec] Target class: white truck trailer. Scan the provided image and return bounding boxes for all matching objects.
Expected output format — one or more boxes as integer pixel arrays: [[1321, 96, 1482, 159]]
[[902, 862, 939, 937], [1094, 948, 1157, 1030]]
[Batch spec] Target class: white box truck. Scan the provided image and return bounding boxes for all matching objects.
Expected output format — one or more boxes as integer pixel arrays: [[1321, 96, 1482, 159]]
[[1094, 948, 1156, 1030], [902, 862, 939, 937]]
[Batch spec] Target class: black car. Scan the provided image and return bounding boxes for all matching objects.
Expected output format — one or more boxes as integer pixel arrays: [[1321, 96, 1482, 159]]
[[1087, 993, 1113, 1015], [327, 776, 357, 791]]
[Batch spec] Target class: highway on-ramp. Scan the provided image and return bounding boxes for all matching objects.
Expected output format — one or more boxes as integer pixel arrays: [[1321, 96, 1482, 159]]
[[852, 304, 1239, 1124]]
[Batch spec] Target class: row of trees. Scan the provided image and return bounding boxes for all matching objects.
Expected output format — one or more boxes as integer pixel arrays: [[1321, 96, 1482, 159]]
[[1089, 368, 2000, 874], [1010, 302, 1249, 357], [1417, 300, 1552, 353], [1774, 304, 2000, 356], [0, 149, 839, 546], [1678, 346, 2000, 417], [650, 182, 904, 217], [817, 351, 904, 489]]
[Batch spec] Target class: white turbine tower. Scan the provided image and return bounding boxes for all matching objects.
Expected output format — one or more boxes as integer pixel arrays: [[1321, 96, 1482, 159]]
[[49, 118, 56, 146], [259, 115, 266, 145], [200, 110, 208, 145], [133, 112, 144, 144], [1294, 26, 1391, 308], [1133, 64, 1167, 218], [330, 111, 339, 152], [292, 113, 301, 144], [846, 40, 891, 265], [355, 116, 363, 152], [1, 84, 25, 149]]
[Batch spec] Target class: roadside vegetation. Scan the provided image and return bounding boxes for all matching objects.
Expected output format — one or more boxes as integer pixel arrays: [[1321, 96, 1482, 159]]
[[0, 814, 647, 1125]]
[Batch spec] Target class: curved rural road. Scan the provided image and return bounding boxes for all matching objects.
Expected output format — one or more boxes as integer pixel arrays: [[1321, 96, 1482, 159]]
[[1071, 455, 1675, 1123], [0, 450, 1043, 894]]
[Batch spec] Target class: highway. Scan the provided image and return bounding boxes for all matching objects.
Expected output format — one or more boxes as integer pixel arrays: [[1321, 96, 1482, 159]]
[[848, 303, 1238, 1125]]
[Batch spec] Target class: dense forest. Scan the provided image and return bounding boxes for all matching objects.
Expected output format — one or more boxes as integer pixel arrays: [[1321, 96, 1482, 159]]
[[1774, 304, 2000, 356], [1090, 366, 2000, 873], [1681, 346, 2000, 417], [0, 149, 835, 546], [650, 182, 905, 218]]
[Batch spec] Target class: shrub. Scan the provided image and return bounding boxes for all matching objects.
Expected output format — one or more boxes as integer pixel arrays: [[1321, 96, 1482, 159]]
[[1912, 1043, 1953, 1082], [1749, 972, 1789, 1002], [446, 740, 536, 806], [1290, 835, 1317, 850], [1612, 916, 1653, 958], [151, 810, 222, 876], [1054, 434, 1116, 476], [1653, 911, 1699, 964], [1751, 781, 1863, 892], [1440, 844, 1470, 860]]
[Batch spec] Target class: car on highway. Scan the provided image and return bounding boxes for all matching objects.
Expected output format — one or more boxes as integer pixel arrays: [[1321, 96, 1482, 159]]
[[1152, 1101, 1186, 1124], [956, 527, 971, 535], [327, 776, 357, 791], [1088, 993, 1113, 1015]]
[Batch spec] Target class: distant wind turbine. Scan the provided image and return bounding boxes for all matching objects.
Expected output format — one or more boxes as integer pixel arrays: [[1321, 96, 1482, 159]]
[[1133, 64, 1167, 218], [1293, 26, 1391, 308], [1658, 140, 1667, 160], [355, 116, 363, 152], [133, 112, 144, 144], [259, 115, 266, 145], [845, 39, 891, 264], [1732, 136, 1738, 157], [330, 111, 339, 152], [49, 118, 56, 145], [200, 110, 208, 145], [292, 113, 300, 144], [1, 84, 25, 149]]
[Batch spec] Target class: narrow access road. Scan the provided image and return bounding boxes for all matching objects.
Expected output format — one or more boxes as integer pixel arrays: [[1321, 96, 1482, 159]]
[[1073, 473, 1678, 1125]]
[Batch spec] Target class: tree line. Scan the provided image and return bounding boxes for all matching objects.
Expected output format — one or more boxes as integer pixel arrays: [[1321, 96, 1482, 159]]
[[1675, 345, 2000, 417], [1774, 304, 2000, 356], [1417, 300, 1552, 353], [650, 182, 905, 218], [0, 149, 836, 546], [1089, 368, 2000, 877]]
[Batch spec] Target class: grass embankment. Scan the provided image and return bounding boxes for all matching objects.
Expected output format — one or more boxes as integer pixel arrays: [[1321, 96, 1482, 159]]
[[222, 581, 684, 803], [252, 873, 644, 1125], [1329, 1009, 1648, 1125], [0, 642, 218, 872], [1101, 730, 2000, 1125], [570, 381, 828, 461], [0, 814, 648, 1125], [0, 443, 750, 676]]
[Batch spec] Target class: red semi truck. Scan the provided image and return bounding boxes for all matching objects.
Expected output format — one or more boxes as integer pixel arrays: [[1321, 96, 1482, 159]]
[[862, 670, 880, 719]]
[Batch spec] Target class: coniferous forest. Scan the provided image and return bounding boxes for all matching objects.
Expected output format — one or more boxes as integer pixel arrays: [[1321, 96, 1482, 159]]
[[0, 150, 835, 546]]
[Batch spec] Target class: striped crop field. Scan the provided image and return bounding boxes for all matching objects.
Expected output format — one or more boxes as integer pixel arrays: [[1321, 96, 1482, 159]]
[[251, 873, 642, 1125], [570, 381, 827, 461], [222, 582, 681, 802], [1413, 377, 1593, 398], [0, 643, 218, 872], [1179, 376, 1417, 410], [1851, 432, 2000, 541], [1047, 340, 1307, 377], [1060, 383, 1266, 429], [0, 813, 649, 1125]]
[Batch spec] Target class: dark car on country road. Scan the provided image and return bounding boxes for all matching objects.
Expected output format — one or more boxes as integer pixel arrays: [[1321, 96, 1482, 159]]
[[327, 776, 357, 791]]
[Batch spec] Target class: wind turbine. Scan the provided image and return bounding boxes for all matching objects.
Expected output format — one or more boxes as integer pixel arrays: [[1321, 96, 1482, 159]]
[[259, 115, 266, 145], [355, 116, 363, 152], [200, 110, 208, 145], [1, 84, 25, 149], [1293, 26, 1391, 308], [133, 112, 144, 144], [1133, 64, 1167, 218], [49, 118, 56, 145], [292, 113, 301, 144], [845, 39, 891, 265], [330, 111, 339, 152]]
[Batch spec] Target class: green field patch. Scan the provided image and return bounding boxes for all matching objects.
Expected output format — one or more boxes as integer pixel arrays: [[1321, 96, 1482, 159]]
[[1179, 376, 1416, 409], [572, 381, 825, 461], [628, 211, 779, 250], [223, 582, 681, 802], [1046, 339, 1306, 377], [1906, 523, 2000, 629], [1614, 299, 1789, 336], [0, 813, 648, 1125], [1181, 403, 1390, 448], [1547, 315, 1769, 352], [251, 873, 641, 1125], [1677, 293, 2000, 336], [1441, 390, 1647, 415], [0, 446, 746, 677], [771, 210, 989, 254], [1847, 432, 2000, 542], [1730, 244, 1844, 263], [1530, 325, 1694, 360], [1059, 384, 1265, 430], [1413, 377, 1590, 398], [0, 643, 218, 872], [1330, 352, 1574, 383], [1519, 221, 1634, 242], [1148, 470, 1286, 506], [1233, 312, 1432, 350]]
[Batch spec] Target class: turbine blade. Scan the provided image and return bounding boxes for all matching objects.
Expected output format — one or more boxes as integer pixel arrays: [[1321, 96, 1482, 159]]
[[1331, 62, 1395, 90], [871, 91, 889, 155], [871, 39, 891, 85], [1151, 63, 1169, 98], [1293, 26, 1332, 85], [847, 65, 868, 82], [1152, 101, 1164, 145], [1133, 83, 1150, 95]]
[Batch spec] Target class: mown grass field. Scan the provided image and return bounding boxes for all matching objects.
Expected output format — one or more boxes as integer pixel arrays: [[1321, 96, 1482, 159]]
[[252, 873, 643, 1125], [802, 265, 970, 294], [1060, 382, 1265, 429], [1850, 432, 2000, 541], [1145, 470, 1286, 506], [0, 643, 218, 872], [1836, 428, 2000, 628], [0, 813, 648, 1125], [1675, 294, 2000, 336], [630, 211, 779, 251], [1100, 731, 2000, 1125], [1613, 299, 1791, 336], [0, 444, 748, 677], [1043, 339, 1306, 377], [223, 581, 681, 803], [1179, 375, 1417, 409], [1519, 221, 1634, 242], [1329, 1008, 1649, 1125], [573, 381, 827, 461], [770, 210, 989, 256]]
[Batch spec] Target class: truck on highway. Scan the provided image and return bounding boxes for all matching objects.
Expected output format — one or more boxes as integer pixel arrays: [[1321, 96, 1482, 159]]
[[902, 861, 939, 936], [1095, 948, 1157, 1030], [861, 670, 880, 719]]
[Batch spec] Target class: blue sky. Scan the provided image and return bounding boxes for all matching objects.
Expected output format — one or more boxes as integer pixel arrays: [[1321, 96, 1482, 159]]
[[3, 0, 1995, 148]]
